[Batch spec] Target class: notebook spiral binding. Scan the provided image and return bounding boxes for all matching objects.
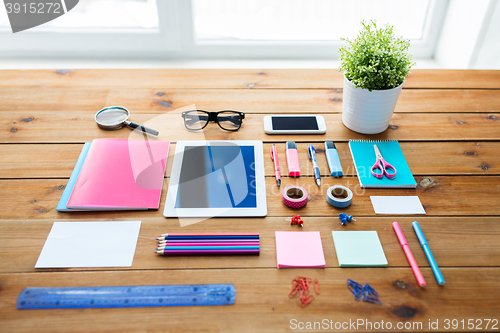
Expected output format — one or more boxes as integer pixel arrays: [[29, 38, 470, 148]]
[[348, 140, 398, 143]]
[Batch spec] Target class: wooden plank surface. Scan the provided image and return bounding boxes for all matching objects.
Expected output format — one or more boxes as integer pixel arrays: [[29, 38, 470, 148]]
[[1, 176, 499, 220], [0, 88, 499, 113], [1, 142, 499, 179], [1, 69, 500, 333], [1, 268, 499, 333], [1, 217, 499, 274], [2, 112, 500, 143], [2, 69, 500, 89]]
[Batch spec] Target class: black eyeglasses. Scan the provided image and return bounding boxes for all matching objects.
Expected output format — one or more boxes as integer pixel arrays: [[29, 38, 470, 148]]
[[181, 110, 245, 132]]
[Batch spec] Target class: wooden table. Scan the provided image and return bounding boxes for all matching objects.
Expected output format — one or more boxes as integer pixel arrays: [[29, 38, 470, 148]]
[[1, 69, 499, 332]]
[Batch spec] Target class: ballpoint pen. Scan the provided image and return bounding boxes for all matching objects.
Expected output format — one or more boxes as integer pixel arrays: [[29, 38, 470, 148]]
[[307, 144, 321, 186], [392, 222, 426, 287], [270, 144, 281, 187], [412, 221, 445, 285]]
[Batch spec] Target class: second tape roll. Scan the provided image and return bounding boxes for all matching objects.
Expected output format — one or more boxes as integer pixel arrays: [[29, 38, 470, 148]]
[[326, 185, 353, 208]]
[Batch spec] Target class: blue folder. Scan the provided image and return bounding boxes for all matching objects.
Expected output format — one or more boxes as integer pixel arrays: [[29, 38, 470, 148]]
[[56, 142, 91, 211]]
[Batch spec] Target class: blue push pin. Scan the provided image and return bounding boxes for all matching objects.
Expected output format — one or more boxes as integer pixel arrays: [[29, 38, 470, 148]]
[[339, 213, 356, 226]]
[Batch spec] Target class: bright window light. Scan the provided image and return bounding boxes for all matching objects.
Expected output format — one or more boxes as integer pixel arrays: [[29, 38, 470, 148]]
[[193, 0, 430, 41], [0, 0, 159, 31]]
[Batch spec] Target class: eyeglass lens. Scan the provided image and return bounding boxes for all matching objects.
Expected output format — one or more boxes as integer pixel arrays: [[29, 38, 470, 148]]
[[217, 111, 242, 130], [184, 111, 210, 130]]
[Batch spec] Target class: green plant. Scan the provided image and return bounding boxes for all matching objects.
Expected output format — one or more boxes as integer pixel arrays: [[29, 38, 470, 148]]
[[339, 20, 415, 91]]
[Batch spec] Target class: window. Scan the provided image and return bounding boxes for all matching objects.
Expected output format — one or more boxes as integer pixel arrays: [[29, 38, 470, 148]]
[[0, 0, 447, 59], [0, 0, 159, 31], [193, 0, 430, 41]]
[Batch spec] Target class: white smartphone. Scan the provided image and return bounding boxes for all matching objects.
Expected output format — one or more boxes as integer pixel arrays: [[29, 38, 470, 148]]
[[263, 115, 327, 134]]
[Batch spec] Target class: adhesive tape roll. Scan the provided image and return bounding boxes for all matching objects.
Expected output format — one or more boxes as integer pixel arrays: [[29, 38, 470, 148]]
[[326, 185, 353, 208], [282, 186, 308, 208]]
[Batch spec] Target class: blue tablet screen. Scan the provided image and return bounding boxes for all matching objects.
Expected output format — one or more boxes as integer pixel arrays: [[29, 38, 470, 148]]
[[174, 145, 256, 208]]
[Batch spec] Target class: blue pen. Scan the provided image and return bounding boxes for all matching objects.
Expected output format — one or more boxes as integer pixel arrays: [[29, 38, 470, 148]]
[[412, 221, 445, 285], [307, 144, 321, 186]]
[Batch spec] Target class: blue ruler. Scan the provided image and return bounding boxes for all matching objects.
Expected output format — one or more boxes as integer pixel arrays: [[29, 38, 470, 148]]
[[17, 284, 236, 309]]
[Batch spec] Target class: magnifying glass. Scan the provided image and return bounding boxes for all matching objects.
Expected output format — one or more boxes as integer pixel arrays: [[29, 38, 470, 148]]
[[95, 106, 159, 136]]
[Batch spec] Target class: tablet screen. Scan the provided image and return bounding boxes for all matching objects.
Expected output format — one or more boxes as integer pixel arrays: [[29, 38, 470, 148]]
[[174, 145, 256, 208]]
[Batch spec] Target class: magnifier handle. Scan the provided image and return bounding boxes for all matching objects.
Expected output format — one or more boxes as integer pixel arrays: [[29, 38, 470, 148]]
[[125, 121, 159, 136]]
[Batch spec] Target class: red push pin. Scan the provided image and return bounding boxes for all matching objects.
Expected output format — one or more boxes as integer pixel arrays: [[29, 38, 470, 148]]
[[286, 215, 304, 227]]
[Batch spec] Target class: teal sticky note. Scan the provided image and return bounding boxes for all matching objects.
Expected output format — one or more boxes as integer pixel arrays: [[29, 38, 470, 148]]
[[332, 231, 388, 267]]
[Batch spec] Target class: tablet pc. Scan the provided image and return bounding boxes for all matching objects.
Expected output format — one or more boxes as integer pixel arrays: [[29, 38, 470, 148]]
[[163, 140, 267, 217]]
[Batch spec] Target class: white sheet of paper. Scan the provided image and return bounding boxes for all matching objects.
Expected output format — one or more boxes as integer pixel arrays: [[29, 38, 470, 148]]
[[370, 196, 426, 215], [35, 221, 141, 268]]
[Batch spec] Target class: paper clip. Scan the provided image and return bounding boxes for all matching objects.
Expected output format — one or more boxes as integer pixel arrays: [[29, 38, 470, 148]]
[[289, 276, 320, 308], [362, 283, 381, 304], [289, 285, 300, 298], [346, 279, 381, 304], [363, 283, 379, 297], [300, 295, 315, 307], [313, 279, 320, 294]]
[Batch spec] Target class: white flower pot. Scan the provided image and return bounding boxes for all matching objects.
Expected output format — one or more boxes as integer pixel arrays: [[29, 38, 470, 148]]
[[342, 76, 404, 134]]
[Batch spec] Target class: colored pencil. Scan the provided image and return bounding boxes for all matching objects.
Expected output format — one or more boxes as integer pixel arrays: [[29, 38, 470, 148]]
[[157, 242, 259, 247], [158, 239, 259, 244], [156, 246, 259, 250], [156, 249, 260, 255], [155, 233, 260, 256], [159, 233, 259, 237], [156, 235, 259, 240]]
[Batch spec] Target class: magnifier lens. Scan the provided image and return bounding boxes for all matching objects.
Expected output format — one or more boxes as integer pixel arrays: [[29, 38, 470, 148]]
[[96, 108, 128, 126]]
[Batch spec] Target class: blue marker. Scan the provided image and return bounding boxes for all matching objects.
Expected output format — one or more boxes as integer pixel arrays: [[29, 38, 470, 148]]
[[324, 141, 343, 177], [412, 221, 445, 285]]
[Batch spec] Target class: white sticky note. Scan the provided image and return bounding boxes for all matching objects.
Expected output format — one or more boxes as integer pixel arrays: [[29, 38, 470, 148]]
[[370, 196, 426, 215], [35, 221, 141, 268]]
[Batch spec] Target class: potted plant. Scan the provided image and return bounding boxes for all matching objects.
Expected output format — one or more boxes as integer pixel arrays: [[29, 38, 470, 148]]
[[339, 20, 414, 134]]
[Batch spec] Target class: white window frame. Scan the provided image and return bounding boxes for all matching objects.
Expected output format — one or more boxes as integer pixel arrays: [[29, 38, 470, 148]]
[[0, 0, 182, 57], [0, 0, 448, 59]]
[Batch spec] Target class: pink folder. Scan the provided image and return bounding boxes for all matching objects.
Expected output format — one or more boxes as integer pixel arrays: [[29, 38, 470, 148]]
[[275, 231, 326, 268], [67, 138, 169, 210]]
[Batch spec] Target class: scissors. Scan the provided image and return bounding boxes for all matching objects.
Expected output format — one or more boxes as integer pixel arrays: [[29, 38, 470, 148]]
[[371, 144, 397, 179]]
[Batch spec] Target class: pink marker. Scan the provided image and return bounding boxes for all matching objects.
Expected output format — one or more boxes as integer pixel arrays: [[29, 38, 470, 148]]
[[286, 141, 300, 177], [392, 222, 426, 287]]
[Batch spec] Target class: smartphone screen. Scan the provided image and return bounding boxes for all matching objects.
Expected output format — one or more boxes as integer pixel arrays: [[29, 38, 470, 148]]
[[271, 116, 319, 130]]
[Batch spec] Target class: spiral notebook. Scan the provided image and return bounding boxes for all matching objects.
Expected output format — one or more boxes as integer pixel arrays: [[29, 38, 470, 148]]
[[349, 140, 416, 188]]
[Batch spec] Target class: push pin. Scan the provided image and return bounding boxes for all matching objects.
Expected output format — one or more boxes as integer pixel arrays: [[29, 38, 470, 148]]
[[338, 213, 355, 226], [286, 215, 304, 227]]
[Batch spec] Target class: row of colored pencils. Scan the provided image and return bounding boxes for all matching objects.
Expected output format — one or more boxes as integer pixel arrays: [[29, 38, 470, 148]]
[[155, 233, 260, 255]]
